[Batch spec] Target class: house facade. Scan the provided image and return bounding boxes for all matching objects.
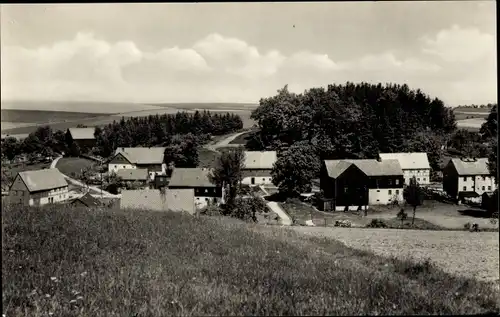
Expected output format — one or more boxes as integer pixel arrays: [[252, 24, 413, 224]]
[[242, 151, 277, 186], [167, 168, 224, 209], [115, 168, 149, 189], [108, 147, 167, 181], [379, 152, 431, 185], [320, 159, 404, 211], [7, 168, 69, 206], [443, 158, 496, 201]]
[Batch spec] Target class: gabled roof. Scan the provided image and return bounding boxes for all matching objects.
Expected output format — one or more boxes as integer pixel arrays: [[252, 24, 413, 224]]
[[168, 168, 216, 187], [379, 152, 431, 170], [113, 147, 166, 165], [16, 168, 68, 193], [68, 128, 95, 140], [450, 158, 491, 175], [324, 159, 403, 178], [244, 151, 277, 169], [70, 192, 102, 207], [116, 168, 149, 181], [120, 189, 195, 214]]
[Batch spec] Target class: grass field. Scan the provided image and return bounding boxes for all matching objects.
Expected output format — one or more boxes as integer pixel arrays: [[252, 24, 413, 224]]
[[3, 205, 499, 316], [228, 131, 254, 145], [55, 157, 97, 176], [198, 148, 220, 168], [1, 109, 106, 124], [290, 226, 500, 282]]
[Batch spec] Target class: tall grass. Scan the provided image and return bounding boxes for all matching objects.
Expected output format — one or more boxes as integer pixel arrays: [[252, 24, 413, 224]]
[[2, 204, 499, 316]]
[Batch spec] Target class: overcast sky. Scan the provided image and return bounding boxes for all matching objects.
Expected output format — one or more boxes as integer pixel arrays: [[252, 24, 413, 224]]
[[0, 2, 496, 106]]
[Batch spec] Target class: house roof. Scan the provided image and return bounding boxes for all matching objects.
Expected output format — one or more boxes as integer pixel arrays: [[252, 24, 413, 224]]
[[324, 159, 403, 178], [16, 168, 68, 193], [113, 147, 166, 165], [450, 158, 491, 175], [68, 128, 95, 140], [120, 189, 195, 214], [116, 168, 149, 181], [379, 152, 431, 170], [168, 168, 215, 187], [244, 151, 277, 169], [70, 192, 102, 207]]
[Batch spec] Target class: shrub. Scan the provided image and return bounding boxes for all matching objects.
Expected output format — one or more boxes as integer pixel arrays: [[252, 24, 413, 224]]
[[367, 219, 387, 228], [200, 204, 223, 217]]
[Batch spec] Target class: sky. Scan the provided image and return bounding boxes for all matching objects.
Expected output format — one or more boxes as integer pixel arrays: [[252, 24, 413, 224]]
[[0, 2, 496, 106]]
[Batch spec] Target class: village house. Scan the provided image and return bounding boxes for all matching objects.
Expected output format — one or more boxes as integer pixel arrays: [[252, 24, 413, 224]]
[[242, 151, 277, 186], [108, 147, 167, 181], [443, 158, 496, 202], [115, 168, 149, 189], [320, 159, 404, 211], [7, 168, 69, 206], [66, 128, 97, 150], [120, 188, 195, 214], [167, 168, 223, 209], [69, 192, 103, 208], [379, 152, 431, 185]]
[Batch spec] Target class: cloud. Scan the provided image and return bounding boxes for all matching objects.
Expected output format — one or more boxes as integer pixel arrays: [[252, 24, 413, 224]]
[[0, 30, 496, 105], [421, 24, 495, 63]]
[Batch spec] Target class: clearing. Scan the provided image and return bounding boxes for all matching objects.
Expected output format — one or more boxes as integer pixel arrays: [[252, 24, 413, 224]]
[[55, 157, 97, 177], [2, 205, 499, 316]]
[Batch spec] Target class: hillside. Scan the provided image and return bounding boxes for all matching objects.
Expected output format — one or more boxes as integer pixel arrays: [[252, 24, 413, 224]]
[[3, 205, 498, 316]]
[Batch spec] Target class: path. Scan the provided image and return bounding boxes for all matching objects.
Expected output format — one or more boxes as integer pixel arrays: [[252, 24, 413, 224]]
[[51, 156, 120, 198], [266, 202, 293, 226], [203, 130, 249, 152]]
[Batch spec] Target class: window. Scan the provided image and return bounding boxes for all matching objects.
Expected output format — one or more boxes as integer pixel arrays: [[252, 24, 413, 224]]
[[423, 178, 426, 182], [376, 189, 380, 193], [262, 178, 266, 182], [463, 177, 467, 181], [344, 187, 349, 193], [483, 176, 486, 181], [122, 165, 126, 169], [482, 186, 485, 190], [488, 186, 492, 191], [205, 189, 208, 193], [395, 179, 399, 185], [396, 190, 399, 195], [417, 178, 420, 182], [463, 186, 466, 191], [388, 190, 392, 195], [205, 198, 209, 202], [388, 179, 392, 186]]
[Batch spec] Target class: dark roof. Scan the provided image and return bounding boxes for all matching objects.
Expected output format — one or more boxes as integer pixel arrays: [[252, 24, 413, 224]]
[[459, 191, 480, 198], [168, 168, 216, 187], [324, 159, 403, 178], [116, 168, 149, 181], [70, 193, 102, 207]]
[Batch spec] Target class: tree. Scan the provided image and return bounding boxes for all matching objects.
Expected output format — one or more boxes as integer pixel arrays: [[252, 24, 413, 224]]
[[404, 176, 423, 225], [1, 137, 20, 160], [233, 193, 267, 222], [488, 138, 497, 185], [480, 104, 497, 140], [397, 208, 408, 227], [210, 148, 245, 210], [271, 141, 321, 197], [163, 133, 200, 168]]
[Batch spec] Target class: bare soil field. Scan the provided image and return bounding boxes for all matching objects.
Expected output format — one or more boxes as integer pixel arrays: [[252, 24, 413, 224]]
[[289, 226, 500, 282]]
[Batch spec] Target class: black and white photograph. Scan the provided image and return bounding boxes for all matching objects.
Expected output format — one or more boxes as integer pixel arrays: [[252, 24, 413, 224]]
[[1, 2, 498, 315]]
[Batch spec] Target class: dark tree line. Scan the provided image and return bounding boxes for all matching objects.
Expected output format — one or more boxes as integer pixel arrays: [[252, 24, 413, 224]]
[[1, 110, 243, 164]]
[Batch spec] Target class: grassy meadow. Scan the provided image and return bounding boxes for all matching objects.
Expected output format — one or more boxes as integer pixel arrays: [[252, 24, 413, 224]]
[[2, 204, 499, 316]]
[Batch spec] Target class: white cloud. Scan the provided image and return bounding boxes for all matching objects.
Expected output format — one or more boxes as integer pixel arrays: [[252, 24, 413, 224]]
[[421, 24, 495, 63], [0, 30, 496, 105]]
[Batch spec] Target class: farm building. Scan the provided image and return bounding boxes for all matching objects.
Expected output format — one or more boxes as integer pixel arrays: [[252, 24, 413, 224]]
[[443, 158, 496, 202], [379, 152, 431, 185], [153, 174, 169, 189], [120, 188, 195, 214], [242, 151, 277, 186], [168, 168, 223, 209], [66, 128, 97, 150], [108, 147, 167, 181], [320, 159, 404, 211], [69, 192, 103, 208], [115, 168, 149, 189], [7, 168, 69, 206]]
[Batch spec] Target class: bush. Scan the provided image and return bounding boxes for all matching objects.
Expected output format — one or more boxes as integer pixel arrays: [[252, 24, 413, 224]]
[[367, 219, 388, 228], [200, 204, 223, 217]]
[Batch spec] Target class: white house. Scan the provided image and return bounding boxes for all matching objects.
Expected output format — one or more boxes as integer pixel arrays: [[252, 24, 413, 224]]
[[379, 152, 431, 185], [7, 168, 69, 206], [443, 157, 497, 202], [108, 147, 167, 181], [242, 151, 277, 186]]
